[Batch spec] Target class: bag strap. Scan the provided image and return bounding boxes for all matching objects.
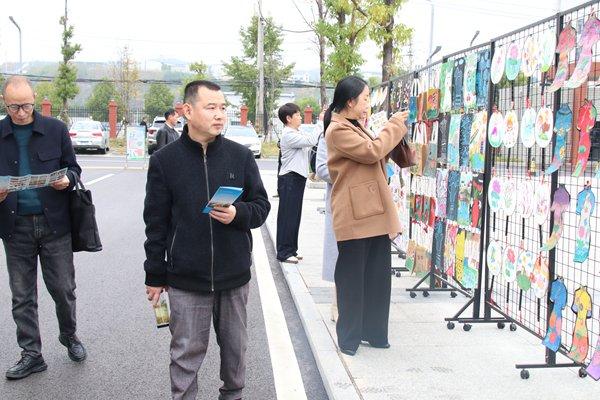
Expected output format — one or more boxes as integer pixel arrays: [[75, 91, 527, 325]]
[[71, 173, 86, 193]]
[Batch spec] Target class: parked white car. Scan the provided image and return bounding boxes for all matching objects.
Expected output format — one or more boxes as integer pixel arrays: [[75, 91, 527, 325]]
[[223, 125, 261, 158], [69, 120, 110, 154]]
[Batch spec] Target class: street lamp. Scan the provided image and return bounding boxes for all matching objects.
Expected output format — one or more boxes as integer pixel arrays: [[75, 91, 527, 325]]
[[8, 16, 22, 73], [470, 30, 480, 47], [427, 45, 442, 65]]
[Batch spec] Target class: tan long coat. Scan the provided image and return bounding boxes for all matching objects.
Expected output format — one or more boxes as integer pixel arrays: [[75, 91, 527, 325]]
[[325, 113, 407, 242]]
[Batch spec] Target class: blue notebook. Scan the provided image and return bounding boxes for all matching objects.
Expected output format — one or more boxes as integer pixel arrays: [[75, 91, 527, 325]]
[[202, 186, 243, 213]]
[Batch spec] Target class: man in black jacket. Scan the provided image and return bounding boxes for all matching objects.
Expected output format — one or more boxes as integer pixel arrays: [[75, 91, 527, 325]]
[[0, 76, 86, 380], [143, 80, 270, 400], [154, 108, 179, 151]]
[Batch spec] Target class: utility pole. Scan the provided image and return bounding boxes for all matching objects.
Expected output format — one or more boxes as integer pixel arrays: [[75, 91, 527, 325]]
[[8, 16, 22, 73], [256, 0, 266, 138]]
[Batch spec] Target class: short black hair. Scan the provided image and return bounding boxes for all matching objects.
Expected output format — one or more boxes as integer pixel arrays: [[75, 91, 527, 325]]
[[278, 103, 301, 125], [164, 108, 176, 120], [184, 80, 221, 104]]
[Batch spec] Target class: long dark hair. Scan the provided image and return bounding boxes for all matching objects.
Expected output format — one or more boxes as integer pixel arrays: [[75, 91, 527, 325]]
[[323, 75, 368, 134]]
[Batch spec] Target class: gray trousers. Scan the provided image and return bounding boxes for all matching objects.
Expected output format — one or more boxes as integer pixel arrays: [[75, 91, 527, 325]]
[[2, 215, 77, 357], [169, 283, 249, 400]]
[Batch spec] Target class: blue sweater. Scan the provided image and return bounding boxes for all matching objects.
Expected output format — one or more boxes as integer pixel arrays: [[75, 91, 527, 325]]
[[12, 122, 43, 215]]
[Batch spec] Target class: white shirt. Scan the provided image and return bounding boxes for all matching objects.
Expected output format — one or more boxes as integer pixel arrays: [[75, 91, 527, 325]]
[[279, 125, 320, 178]]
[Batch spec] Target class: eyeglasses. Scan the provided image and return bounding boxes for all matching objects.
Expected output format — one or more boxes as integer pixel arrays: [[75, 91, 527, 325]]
[[5, 103, 34, 113]]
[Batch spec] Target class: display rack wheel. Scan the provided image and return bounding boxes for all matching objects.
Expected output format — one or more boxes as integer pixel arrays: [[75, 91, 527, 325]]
[[409, 292, 417, 298], [447, 322, 455, 330], [423, 291, 430, 298], [520, 370, 530, 380], [579, 367, 588, 378], [463, 324, 472, 332], [395, 271, 402, 277], [510, 323, 517, 332], [497, 322, 506, 329], [450, 291, 457, 298]]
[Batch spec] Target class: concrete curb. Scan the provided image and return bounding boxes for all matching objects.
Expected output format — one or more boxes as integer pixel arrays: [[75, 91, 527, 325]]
[[264, 224, 361, 400]]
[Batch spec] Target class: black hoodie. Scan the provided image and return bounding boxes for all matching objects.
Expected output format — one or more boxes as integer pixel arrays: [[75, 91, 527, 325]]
[[143, 126, 270, 292]]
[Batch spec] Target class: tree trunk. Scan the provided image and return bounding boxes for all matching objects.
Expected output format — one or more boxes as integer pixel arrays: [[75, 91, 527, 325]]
[[316, 0, 327, 105], [381, 0, 394, 83]]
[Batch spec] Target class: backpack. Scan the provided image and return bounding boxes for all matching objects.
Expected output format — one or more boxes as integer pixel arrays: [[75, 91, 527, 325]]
[[309, 132, 324, 174]]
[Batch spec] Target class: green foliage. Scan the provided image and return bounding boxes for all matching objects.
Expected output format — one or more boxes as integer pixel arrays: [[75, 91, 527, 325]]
[[223, 15, 294, 123], [317, 0, 370, 84], [85, 80, 123, 121], [497, 72, 529, 89], [145, 83, 175, 120], [367, 76, 382, 87], [181, 61, 209, 97], [34, 82, 61, 111], [54, 15, 82, 124], [111, 46, 140, 124], [296, 97, 321, 117]]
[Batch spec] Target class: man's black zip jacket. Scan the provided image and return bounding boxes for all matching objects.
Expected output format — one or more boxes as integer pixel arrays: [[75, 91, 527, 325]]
[[143, 126, 270, 292]]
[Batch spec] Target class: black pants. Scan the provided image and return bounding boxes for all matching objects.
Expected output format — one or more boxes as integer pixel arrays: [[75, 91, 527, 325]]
[[335, 235, 391, 351], [276, 172, 306, 260]]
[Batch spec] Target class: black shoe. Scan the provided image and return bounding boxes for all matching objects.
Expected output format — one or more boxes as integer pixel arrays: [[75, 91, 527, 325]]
[[368, 341, 391, 349], [59, 334, 87, 362], [6, 355, 47, 380], [340, 348, 357, 356]]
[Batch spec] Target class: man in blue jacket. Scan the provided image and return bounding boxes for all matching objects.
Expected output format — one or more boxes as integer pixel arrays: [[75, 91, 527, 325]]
[[0, 76, 86, 380], [143, 80, 270, 400]]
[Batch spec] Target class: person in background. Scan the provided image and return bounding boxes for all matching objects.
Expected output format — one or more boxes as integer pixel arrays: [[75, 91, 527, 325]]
[[276, 103, 319, 264], [324, 75, 408, 356], [155, 108, 180, 151], [140, 116, 148, 134]]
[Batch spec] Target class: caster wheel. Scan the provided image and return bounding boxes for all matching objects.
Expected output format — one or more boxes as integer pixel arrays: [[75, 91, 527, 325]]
[[410, 292, 417, 298], [510, 323, 517, 332], [447, 322, 455, 330], [450, 291, 457, 298], [423, 291, 430, 298], [579, 367, 588, 378], [520, 370, 530, 380], [497, 322, 505, 329], [463, 324, 472, 332], [395, 271, 402, 277]]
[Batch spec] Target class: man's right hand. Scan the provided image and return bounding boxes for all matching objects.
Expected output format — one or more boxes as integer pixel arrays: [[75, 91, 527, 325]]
[[0, 190, 7, 203], [146, 285, 167, 307]]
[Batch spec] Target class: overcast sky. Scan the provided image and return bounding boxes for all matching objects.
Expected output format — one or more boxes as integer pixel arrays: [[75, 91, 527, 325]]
[[0, 0, 585, 74]]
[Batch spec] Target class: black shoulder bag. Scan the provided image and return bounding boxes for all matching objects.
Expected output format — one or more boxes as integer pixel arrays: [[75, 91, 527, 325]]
[[69, 175, 103, 252]]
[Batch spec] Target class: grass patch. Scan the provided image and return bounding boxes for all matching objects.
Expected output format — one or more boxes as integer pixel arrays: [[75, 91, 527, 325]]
[[109, 138, 126, 155], [261, 141, 279, 158]]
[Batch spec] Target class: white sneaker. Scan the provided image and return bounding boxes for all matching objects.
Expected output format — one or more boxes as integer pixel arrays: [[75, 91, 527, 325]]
[[281, 256, 299, 264]]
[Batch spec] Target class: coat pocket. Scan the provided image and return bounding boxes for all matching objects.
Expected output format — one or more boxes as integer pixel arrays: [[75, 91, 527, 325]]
[[348, 180, 384, 220]]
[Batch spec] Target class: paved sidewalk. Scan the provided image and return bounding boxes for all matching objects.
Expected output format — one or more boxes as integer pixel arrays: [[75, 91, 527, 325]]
[[260, 170, 598, 400]]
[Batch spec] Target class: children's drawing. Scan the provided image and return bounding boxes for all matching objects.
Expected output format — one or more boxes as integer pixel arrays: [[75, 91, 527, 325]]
[[535, 106, 554, 148], [574, 186, 595, 263], [447, 114, 462, 168], [548, 24, 577, 92], [516, 250, 535, 291], [446, 170, 461, 221], [505, 41, 522, 81], [520, 107, 537, 148], [503, 110, 519, 148], [521, 35, 539, 77], [476, 49, 491, 108], [471, 173, 485, 229], [463, 53, 478, 110], [487, 239, 503, 276], [444, 221, 459, 277], [534, 178, 551, 226], [565, 15, 600, 88], [502, 177, 517, 216], [542, 279, 567, 352], [573, 100, 597, 177], [488, 110, 505, 148], [541, 186, 571, 251], [516, 178, 535, 219], [459, 113, 473, 168], [462, 232, 480, 289], [503, 244, 517, 283], [545, 104, 572, 175], [532, 253, 549, 299], [432, 218, 446, 269], [488, 176, 503, 213], [587, 309, 600, 380], [539, 29, 556, 72], [457, 171, 473, 226], [439, 61, 454, 113], [469, 111, 487, 172], [435, 168, 449, 218], [455, 229, 466, 284], [452, 57, 465, 111], [491, 45, 506, 84], [567, 287, 592, 363]]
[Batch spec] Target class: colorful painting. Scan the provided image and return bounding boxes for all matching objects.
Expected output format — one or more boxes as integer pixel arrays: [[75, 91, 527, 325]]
[[491, 45, 506, 84], [455, 229, 466, 283], [488, 176, 503, 213], [471, 173, 485, 229], [487, 239, 503, 276], [503, 244, 518, 283], [439, 61, 454, 113], [545, 104, 572, 175], [565, 16, 600, 89], [516, 178, 535, 219], [488, 111, 505, 148], [587, 309, 600, 380], [541, 186, 571, 251], [520, 107, 537, 148], [426, 88, 440, 120], [516, 250, 535, 291], [574, 186, 595, 263], [502, 177, 517, 216], [463, 53, 478, 110], [459, 113, 473, 168], [534, 178, 551, 226], [505, 41, 522, 81], [457, 171, 473, 226], [423, 121, 439, 178], [539, 29, 557, 73], [452, 57, 466, 111], [432, 218, 446, 269], [435, 168, 449, 217], [438, 113, 451, 162], [503, 110, 519, 148], [548, 25, 577, 93], [573, 100, 597, 177], [448, 113, 462, 168], [567, 287, 592, 363], [532, 253, 549, 299], [521, 35, 539, 77], [542, 279, 567, 352], [535, 106, 554, 148], [469, 111, 487, 172], [476, 49, 491, 108], [462, 232, 480, 289], [446, 170, 461, 221], [444, 221, 459, 277]]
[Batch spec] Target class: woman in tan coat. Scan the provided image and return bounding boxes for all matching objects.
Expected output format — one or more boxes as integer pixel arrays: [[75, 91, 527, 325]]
[[324, 76, 408, 356]]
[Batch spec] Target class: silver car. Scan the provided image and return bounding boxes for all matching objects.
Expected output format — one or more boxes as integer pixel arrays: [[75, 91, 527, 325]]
[[223, 125, 262, 158], [70, 120, 110, 154]]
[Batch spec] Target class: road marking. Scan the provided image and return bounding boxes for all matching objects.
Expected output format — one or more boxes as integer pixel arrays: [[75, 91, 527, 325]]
[[252, 229, 308, 400], [84, 174, 114, 186]]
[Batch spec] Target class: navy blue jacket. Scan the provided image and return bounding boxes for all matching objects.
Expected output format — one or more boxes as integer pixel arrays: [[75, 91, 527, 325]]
[[0, 112, 81, 240], [143, 126, 270, 292]]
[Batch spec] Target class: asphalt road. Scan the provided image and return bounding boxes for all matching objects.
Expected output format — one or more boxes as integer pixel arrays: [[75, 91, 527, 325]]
[[0, 158, 326, 400]]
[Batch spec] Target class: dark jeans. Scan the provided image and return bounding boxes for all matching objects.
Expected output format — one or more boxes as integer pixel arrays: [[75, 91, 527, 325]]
[[2, 214, 77, 357], [335, 235, 391, 351], [276, 172, 306, 260]]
